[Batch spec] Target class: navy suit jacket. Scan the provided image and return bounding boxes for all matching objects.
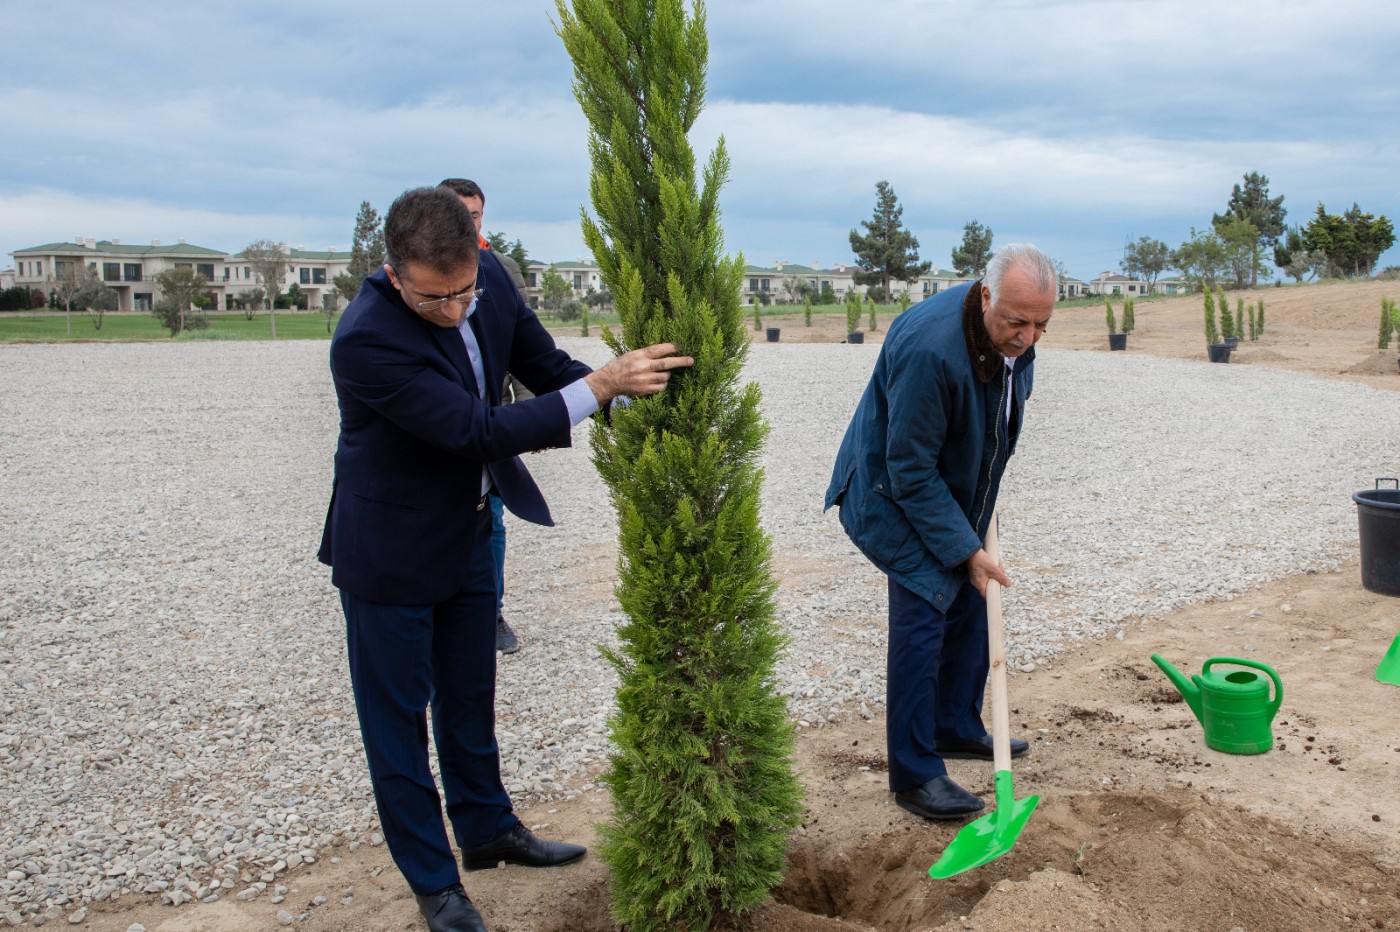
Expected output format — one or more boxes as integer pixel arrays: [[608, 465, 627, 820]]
[[317, 252, 592, 605]]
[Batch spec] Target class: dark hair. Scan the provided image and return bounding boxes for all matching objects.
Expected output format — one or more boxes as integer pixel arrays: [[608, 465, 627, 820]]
[[384, 187, 478, 277], [437, 178, 484, 204]]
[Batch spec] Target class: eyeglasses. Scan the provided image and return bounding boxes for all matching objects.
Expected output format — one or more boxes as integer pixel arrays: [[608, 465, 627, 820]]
[[411, 285, 483, 314]]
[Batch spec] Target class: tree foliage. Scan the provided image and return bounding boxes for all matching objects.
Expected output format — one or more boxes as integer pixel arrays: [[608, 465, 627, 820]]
[[1212, 171, 1286, 287], [240, 240, 288, 338], [48, 262, 110, 336], [1172, 227, 1228, 287], [151, 267, 209, 337], [538, 266, 572, 317], [951, 219, 994, 277], [346, 201, 386, 284], [555, 2, 802, 928], [1274, 226, 1326, 283], [1217, 217, 1264, 289], [1120, 236, 1171, 292], [1302, 203, 1396, 278], [848, 181, 930, 295]]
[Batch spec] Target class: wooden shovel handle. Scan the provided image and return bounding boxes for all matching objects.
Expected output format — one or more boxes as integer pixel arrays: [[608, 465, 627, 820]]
[[983, 509, 1013, 773]]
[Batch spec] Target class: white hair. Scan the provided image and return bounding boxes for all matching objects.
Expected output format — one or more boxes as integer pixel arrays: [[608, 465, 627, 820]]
[[985, 243, 1058, 306]]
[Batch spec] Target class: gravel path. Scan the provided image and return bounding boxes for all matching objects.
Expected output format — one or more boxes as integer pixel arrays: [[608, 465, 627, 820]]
[[0, 338, 1394, 920]]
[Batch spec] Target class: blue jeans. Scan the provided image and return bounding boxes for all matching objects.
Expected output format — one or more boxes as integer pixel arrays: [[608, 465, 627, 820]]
[[885, 577, 990, 792], [489, 493, 505, 613]]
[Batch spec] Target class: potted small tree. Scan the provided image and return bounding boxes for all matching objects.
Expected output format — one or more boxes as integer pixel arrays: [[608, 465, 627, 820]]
[[1106, 297, 1126, 350], [1204, 286, 1230, 363], [1122, 296, 1135, 335], [846, 292, 863, 343]]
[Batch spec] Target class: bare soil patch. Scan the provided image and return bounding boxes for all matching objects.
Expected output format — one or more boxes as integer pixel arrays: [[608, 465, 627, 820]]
[[85, 281, 1400, 931]]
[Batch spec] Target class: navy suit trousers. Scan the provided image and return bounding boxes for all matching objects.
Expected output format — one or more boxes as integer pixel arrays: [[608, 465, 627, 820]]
[[341, 510, 517, 895], [886, 577, 990, 792]]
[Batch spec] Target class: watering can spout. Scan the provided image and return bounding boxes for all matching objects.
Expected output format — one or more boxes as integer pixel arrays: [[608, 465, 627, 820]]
[[1151, 653, 1204, 724]]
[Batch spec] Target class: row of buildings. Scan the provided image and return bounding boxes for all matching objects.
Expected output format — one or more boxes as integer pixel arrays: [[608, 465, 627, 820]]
[[4, 238, 1187, 313]]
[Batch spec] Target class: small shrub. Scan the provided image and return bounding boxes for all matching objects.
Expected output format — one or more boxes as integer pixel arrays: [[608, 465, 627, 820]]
[[1204, 287, 1220, 345], [803, 297, 812, 327], [1105, 297, 1117, 334]]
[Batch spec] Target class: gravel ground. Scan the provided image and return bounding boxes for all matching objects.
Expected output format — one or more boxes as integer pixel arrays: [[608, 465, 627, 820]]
[[1, 338, 1395, 920]]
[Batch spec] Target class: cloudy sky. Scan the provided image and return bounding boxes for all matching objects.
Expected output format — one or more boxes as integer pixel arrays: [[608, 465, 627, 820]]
[[3, 0, 1397, 281]]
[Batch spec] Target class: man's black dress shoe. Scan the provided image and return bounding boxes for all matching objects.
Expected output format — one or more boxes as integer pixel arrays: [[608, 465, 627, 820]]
[[894, 775, 985, 820], [414, 883, 486, 932], [461, 823, 586, 871], [936, 733, 1029, 760]]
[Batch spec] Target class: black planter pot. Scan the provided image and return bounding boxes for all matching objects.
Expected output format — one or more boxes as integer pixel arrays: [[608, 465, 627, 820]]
[[848, 331, 865, 344], [1108, 333, 1127, 351], [1207, 343, 1232, 363], [1354, 478, 1400, 595], [1225, 336, 1240, 349], [765, 327, 780, 342]]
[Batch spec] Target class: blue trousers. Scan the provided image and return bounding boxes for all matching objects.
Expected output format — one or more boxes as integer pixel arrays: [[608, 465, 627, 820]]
[[886, 577, 990, 792], [488, 493, 505, 612], [340, 511, 517, 895]]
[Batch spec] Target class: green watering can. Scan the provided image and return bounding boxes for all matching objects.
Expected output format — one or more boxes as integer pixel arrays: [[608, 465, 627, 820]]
[[1150, 654, 1283, 755]]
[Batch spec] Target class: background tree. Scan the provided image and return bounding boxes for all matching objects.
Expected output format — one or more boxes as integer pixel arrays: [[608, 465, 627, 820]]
[[849, 181, 931, 297], [86, 280, 117, 331], [1120, 236, 1171, 292], [818, 282, 837, 304], [1172, 227, 1229, 288], [151, 267, 209, 337], [950, 219, 994, 277], [539, 266, 572, 318], [1217, 217, 1264, 288], [333, 273, 361, 306], [1212, 171, 1286, 287], [240, 240, 288, 338], [1302, 202, 1396, 278], [557, 1, 803, 927], [345, 200, 386, 287], [486, 230, 531, 273], [321, 292, 339, 333], [48, 262, 105, 336], [1274, 226, 1326, 283]]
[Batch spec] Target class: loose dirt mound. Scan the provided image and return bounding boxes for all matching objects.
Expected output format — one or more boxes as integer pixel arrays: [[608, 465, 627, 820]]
[[545, 790, 1399, 930], [1345, 351, 1400, 376]]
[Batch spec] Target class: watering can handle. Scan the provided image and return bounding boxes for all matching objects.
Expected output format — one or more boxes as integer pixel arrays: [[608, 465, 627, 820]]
[[1202, 657, 1284, 713]]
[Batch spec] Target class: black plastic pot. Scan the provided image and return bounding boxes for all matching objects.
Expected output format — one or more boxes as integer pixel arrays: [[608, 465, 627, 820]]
[[1108, 333, 1127, 351], [1225, 336, 1240, 349], [765, 327, 780, 342], [1353, 478, 1400, 595], [1207, 343, 1232, 363], [848, 331, 865, 344]]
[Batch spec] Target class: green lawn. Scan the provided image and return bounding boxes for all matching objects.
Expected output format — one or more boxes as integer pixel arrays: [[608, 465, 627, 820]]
[[0, 311, 336, 342]]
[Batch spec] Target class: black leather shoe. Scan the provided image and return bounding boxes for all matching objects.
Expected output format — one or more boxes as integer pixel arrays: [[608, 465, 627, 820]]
[[414, 883, 486, 932], [936, 733, 1029, 760], [894, 775, 985, 820], [496, 613, 519, 654], [461, 823, 586, 871]]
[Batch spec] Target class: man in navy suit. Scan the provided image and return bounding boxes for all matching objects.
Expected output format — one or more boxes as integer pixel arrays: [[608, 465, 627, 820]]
[[318, 186, 692, 932]]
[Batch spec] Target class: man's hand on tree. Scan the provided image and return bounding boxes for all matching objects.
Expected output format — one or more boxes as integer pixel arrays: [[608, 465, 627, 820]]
[[585, 343, 694, 405]]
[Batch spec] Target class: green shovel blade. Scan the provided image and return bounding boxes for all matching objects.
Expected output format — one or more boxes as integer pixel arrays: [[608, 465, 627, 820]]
[[1378, 632, 1400, 686], [928, 770, 1040, 880]]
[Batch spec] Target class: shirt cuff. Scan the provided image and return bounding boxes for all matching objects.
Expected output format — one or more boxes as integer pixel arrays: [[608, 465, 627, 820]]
[[561, 378, 601, 426]]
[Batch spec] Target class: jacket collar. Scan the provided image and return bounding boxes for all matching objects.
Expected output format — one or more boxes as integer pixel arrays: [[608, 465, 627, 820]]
[[962, 279, 1035, 382]]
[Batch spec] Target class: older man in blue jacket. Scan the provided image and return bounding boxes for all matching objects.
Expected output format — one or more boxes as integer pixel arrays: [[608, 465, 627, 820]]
[[318, 186, 691, 932], [825, 243, 1056, 821]]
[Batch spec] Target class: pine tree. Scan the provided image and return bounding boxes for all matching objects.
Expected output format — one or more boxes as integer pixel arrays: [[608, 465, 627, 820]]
[[849, 182, 931, 295], [556, 3, 802, 929], [346, 201, 385, 285]]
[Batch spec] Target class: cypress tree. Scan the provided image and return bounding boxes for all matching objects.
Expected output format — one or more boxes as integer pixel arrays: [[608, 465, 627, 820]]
[[1105, 297, 1117, 334], [1204, 287, 1220, 345], [1382, 298, 1395, 350], [845, 292, 860, 334], [1249, 302, 1257, 341], [803, 296, 812, 327], [556, 3, 802, 929], [753, 299, 762, 331], [1123, 297, 1135, 333], [1258, 297, 1266, 335], [865, 293, 877, 332]]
